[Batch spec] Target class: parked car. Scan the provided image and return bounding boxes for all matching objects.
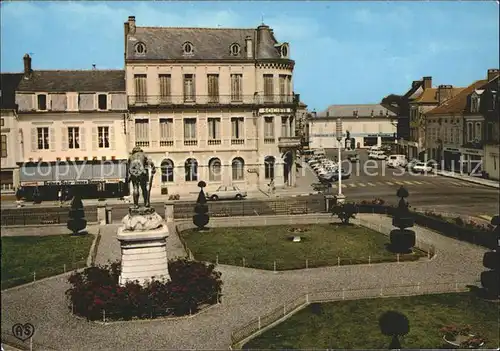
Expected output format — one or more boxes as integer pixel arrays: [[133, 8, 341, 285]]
[[387, 154, 408, 168], [411, 162, 433, 173], [346, 153, 360, 162], [368, 150, 387, 160], [405, 159, 419, 171], [206, 185, 247, 201]]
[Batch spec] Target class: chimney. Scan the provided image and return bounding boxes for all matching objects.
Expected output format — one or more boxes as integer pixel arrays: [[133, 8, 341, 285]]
[[423, 76, 432, 89], [245, 36, 253, 59], [128, 16, 136, 35], [437, 85, 453, 104], [92, 64, 96, 70], [23, 54, 32, 78], [487, 68, 499, 81], [412, 81, 420, 88]]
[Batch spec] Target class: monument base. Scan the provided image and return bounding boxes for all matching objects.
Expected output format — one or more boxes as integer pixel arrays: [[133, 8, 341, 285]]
[[117, 223, 170, 286]]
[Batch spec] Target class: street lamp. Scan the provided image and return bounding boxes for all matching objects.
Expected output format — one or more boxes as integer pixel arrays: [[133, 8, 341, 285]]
[[336, 118, 346, 204]]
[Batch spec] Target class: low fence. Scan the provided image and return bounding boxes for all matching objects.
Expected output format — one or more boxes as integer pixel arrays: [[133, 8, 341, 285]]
[[1, 207, 98, 226], [173, 196, 325, 219], [1, 261, 87, 290], [174, 216, 436, 270], [230, 281, 477, 349]]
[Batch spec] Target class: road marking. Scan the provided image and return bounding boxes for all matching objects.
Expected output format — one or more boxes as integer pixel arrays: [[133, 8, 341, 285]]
[[367, 182, 376, 186], [412, 181, 424, 185], [419, 180, 432, 185], [357, 183, 367, 187], [450, 181, 463, 186], [403, 180, 415, 185], [393, 180, 404, 185], [385, 181, 394, 185]]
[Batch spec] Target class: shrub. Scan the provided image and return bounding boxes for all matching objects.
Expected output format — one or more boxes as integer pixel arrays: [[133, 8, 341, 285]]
[[483, 251, 500, 270], [193, 181, 209, 229], [67, 194, 87, 235], [331, 203, 357, 224], [378, 310, 409, 349], [389, 229, 416, 253], [480, 270, 499, 298], [65, 258, 223, 321]]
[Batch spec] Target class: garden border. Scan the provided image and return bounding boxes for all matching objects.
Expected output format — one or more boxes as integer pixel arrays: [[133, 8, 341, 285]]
[[230, 281, 476, 350], [174, 214, 436, 271]]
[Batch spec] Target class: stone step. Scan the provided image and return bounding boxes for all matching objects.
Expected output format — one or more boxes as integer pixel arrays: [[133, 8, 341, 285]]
[[122, 251, 170, 261], [121, 260, 168, 273]]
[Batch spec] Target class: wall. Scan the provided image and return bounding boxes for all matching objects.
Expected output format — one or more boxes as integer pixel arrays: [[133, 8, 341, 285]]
[[1, 110, 20, 169], [484, 144, 500, 180]]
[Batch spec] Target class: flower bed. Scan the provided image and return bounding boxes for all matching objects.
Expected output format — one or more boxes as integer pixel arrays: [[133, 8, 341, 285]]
[[65, 258, 223, 321], [440, 324, 486, 348]]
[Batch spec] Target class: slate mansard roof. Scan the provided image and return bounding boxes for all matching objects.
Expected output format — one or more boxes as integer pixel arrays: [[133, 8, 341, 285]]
[[16, 70, 126, 93], [316, 104, 396, 118], [125, 21, 287, 61]]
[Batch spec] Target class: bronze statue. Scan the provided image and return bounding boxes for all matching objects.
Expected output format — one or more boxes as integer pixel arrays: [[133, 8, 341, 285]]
[[127, 146, 156, 208]]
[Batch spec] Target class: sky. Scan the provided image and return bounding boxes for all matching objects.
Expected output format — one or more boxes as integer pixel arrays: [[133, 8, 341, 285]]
[[1, 1, 498, 111]]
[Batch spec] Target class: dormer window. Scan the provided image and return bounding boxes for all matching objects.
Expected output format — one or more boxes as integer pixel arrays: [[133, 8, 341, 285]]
[[492, 92, 497, 110], [280, 44, 289, 58], [183, 42, 194, 55], [37, 94, 47, 111], [471, 96, 480, 113], [97, 94, 108, 110], [135, 43, 146, 55], [230, 43, 240, 56]]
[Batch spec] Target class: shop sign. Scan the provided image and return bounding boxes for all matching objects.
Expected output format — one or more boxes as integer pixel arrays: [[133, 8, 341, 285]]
[[462, 148, 484, 156], [259, 108, 292, 114]]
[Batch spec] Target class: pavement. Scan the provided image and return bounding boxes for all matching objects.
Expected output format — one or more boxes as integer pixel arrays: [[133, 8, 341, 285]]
[[0, 213, 488, 350]]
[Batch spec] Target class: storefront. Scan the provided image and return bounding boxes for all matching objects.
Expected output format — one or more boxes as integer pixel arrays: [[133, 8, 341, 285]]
[[460, 148, 483, 175], [443, 146, 462, 172], [0, 170, 14, 192], [18, 160, 128, 200]]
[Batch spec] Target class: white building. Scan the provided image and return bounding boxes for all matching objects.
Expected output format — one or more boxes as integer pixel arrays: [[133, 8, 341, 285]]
[[309, 104, 397, 150]]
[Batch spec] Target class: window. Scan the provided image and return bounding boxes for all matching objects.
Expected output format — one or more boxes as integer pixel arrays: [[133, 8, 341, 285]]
[[68, 127, 80, 149], [487, 122, 494, 141], [183, 42, 194, 54], [97, 94, 107, 110], [159, 118, 173, 146], [134, 75, 147, 103], [279, 75, 291, 103], [231, 117, 244, 141], [264, 116, 275, 140], [185, 158, 198, 182], [471, 96, 480, 113], [207, 118, 220, 141], [264, 156, 275, 179], [208, 158, 222, 182], [37, 94, 47, 110], [232, 157, 244, 181], [475, 122, 482, 141], [467, 122, 473, 142], [281, 44, 288, 58], [281, 116, 289, 137], [1, 135, 6, 158], [159, 74, 172, 103], [230, 43, 240, 56], [1, 118, 4, 127], [263, 74, 274, 103], [207, 74, 219, 103], [161, 159, 174, 182], [135, 119, 149, 147], [184, 118, 197, 145], [98, 126, 110, 148], [230, 74, 242, 102], [37, 127, 49, 150], [183, 74, 195, 102], [135, 43, 146, 55], [492, 93, 497, 110]]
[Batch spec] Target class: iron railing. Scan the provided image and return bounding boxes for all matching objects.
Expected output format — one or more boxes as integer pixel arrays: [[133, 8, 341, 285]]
[[128, 94, 297, 106]]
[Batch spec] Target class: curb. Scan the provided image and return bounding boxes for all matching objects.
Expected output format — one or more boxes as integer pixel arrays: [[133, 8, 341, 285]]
[[436, 172, 499, 189]]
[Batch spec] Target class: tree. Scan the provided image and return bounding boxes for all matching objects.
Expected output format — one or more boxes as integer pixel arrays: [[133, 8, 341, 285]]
[[67, 194, 87, 235], [193, 181, 209, 230], [379, 310, 410, 349], [480, 215, 500, 298], [390, 186, 415, 253], [331, 203, 357, 225]]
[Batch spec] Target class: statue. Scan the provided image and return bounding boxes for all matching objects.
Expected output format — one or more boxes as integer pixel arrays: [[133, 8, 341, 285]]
[[127, 146, 156, 208]]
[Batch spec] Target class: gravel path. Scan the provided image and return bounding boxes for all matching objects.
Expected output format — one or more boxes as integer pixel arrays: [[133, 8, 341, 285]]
[[1, 214, 487, 350]]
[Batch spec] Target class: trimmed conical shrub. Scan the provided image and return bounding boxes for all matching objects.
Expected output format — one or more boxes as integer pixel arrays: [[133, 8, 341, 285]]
[[67, 194, 87, 235], [480, 215, 499, 298], [193, 181, 209, 230], [390, 186, 415, 253]]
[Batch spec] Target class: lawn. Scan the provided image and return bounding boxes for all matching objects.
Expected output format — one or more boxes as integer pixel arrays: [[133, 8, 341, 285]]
[[1, 234, 95, 289], [243, 292, 499, 349], [180, 223, 426, 270]]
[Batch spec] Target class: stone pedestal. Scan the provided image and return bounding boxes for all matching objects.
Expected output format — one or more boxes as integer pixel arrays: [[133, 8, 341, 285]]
[[335, 193, 346, 205], [117, 207, 170, 285], [324, 194, 335, 212]]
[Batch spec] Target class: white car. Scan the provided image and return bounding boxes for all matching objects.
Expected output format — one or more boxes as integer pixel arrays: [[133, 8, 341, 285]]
[[387, 154, 408, 168], [411, 162, 432, 173], [206, 185, 247, 201], [368, 150, 387, 160]]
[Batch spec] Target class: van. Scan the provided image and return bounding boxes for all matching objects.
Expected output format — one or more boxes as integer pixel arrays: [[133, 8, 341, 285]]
[[387, 154, 408, 168]]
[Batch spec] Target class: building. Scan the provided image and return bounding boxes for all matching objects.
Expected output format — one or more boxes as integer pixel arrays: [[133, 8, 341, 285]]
[[0, 72, 23, 194], [308, 104, 396, 150], [123, 16, 301, 196], [425, 69, 499, 175], [481, 70, 500, 180], [14, 54, 129, 200], [381, 77, 463, 160]]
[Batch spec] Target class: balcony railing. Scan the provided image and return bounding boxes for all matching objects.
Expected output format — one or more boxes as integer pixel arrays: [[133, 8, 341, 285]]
[[128, 94, 296, 106], [184, 140, 198, 146], [135, 141, 150, 147], [264, 138, 275, 144], [159, 140, 174, 147], [207, 139, 221, 146], [231, 139, 245, 145]]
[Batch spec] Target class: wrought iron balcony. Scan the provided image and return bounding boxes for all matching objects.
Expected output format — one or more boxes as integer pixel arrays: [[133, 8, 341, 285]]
[[278, 136, 302, 148], [127, 94, 296, 107]]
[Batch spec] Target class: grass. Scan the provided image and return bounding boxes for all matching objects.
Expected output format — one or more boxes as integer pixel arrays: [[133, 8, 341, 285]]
[[1, 234, 95, 289], [180, 224, 426, 270], [243, 292, 499, 349]]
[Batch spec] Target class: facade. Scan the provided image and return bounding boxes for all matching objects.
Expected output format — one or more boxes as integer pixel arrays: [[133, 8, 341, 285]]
[[14, 54, 129, 199], [0, 72, 23, 193], [425, 69, 499, 176], [309, 104, 397, 150], [124, 16, 301, 196]]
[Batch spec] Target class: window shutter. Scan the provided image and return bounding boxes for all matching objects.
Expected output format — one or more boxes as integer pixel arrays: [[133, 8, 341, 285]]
[[80, 127, 86, 151], [239, 118, 245, 138], [61, 127, 68, 151], [231, 119, 236, 138], [31, 128, 37, 152], [192, 74, 196, 101], [109, 126, 115, 150], [92, 127, 98, 150], [215, 119, 220, 139], [49, 127, 56, 150]]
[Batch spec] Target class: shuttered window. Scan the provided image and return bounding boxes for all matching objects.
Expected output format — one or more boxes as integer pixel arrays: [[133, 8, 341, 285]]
[[37, 127, 49, 149], [231, 117, 244, 139], [231, 74, 242, 102], [68, 127, 80, 149], [160, 119, 173, 140], [263, 74, 274, 103], [98, 126, 110, 148], [184, 119, 197, 140], [37, 94, 47, 111], [159, 74, 171, 103], [135, 119, 149, 147], [207, 74, 219, 103], [134, 74, 147, 103], [264, 117, 274, 138], [207, 118, 220, 139], [1, 135, 6, 158], [183, 74, 195, 102]]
